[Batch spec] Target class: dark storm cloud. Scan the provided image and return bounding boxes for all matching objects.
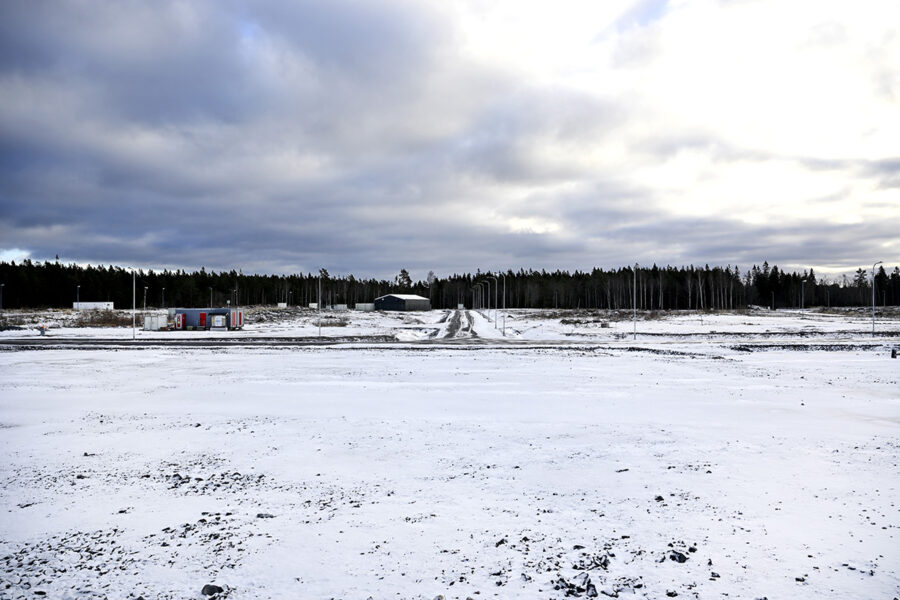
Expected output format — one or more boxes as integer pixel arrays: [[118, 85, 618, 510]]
[[0, 0, 896, 280]]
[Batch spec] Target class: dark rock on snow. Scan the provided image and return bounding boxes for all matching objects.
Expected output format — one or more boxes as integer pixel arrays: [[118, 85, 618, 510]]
[[202, 583, 224, 596]]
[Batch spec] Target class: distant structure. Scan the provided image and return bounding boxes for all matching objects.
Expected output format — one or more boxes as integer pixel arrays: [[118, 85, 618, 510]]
[[171, 307, 244, 331], [73, 302, 114, 310], [374, 294, 431, 311]]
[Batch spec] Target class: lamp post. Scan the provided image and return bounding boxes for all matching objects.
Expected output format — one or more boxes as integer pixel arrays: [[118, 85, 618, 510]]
[[800, 278, 806, 315], [318, 273, 322, 337], [474, 285, 485, 310], [872, 261, 882, 337], [633, 263, 638, 341], [76, 285, 80, 307], [120, 266, 136, 340], [488, 276, 498, 328], [209, 287, 212, 308], [500, 273, 506, 336], [143, 286, 148, 314], [162, 287, 165, 309], [0, 283, 4, 310]]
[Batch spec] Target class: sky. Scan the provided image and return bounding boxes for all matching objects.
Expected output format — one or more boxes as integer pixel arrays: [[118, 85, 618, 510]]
[[1, 0, 898, 281]]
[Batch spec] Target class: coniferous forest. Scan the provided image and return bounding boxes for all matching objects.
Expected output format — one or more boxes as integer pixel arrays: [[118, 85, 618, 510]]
[[0, 260, 898, 310]]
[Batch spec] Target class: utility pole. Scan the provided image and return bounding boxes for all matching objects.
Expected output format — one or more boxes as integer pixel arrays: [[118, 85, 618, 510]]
[[872, 261, 882, 336], [318, 274, 322, 337], [132, 270, 135, 340], [209, 287, 213, 307], [162, 287, 166, 309], [143, 286, 148, 314]]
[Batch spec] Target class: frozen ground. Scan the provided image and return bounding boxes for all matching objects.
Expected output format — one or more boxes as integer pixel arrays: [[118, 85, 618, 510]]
[[0, 309, 898, 599], [3, 305, 900, 344]]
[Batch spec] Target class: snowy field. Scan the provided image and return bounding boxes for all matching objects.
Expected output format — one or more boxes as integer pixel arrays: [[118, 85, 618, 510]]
[[1, 309, 898, 599]]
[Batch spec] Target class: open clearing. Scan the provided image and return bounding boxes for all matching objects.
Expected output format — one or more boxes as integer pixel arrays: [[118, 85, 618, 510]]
[[1, 308, 898, 599]]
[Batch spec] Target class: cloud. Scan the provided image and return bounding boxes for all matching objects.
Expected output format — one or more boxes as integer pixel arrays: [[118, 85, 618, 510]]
[[0, 0, 898, 281]]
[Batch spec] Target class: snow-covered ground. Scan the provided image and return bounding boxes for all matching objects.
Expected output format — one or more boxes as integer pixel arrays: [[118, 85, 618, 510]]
[[2, 306, 898, 345], [0, 309, 898, 599]]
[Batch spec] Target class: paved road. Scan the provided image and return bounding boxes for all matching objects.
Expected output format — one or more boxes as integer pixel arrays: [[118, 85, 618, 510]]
[[0, 334, 892, 354]]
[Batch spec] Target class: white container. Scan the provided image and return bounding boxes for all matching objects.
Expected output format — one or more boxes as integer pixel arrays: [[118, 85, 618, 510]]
[[355, 303, 375, 312], [73, 302, 114, 310], [142, 314, 168, 331]]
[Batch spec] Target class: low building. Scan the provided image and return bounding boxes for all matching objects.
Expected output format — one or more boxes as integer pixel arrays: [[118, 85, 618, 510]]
[[73, 302, 114, 310], [170, 307, 244, 330], [374, 294, 431, 311]]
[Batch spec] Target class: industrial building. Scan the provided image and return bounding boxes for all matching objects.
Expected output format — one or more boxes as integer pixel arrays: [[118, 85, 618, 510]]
[[374, 294, 431, 311], [170, 307, 244, 330]]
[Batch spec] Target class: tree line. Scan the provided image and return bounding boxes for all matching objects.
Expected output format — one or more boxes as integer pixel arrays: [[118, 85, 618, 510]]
[[0, 259, 898, 310]]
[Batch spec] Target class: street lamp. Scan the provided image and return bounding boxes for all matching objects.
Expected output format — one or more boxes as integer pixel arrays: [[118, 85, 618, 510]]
[[872, 261, 882, 337], [162, 287, 165, 309], [1, 283, 5, 310], [633, 263, 638, 341], [488, 276, 498, 328], [500, 273, 506, 336], [800, 277, 807, 315], [119, 266, 137, 340], [143, 286, 148, 313], [76, 285, 80, 307], [481, 279, 491, 320], [209, 287, 213, 307]]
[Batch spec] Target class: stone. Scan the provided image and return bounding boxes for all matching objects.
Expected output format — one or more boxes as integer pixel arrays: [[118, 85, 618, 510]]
[[201, 583, 224, 596]]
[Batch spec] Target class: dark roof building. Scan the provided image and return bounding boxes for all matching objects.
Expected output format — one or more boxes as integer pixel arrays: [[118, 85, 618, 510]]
[[374, 294, 431, 311]]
